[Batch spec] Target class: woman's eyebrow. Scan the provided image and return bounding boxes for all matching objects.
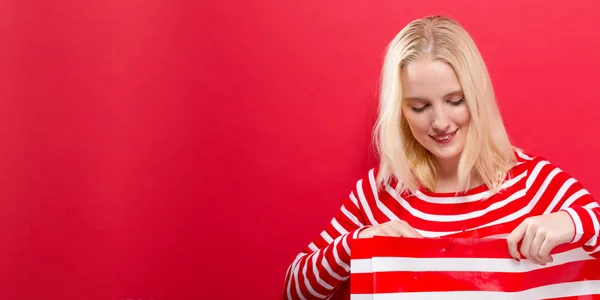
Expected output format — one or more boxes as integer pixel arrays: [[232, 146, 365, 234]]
[[445, 90, 464, 97], [404, 90, 463, 101]]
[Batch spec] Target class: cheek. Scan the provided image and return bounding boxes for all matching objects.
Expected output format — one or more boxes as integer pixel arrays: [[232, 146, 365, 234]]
[[404, 113, 430, 135], [455, 107, 471, 126]]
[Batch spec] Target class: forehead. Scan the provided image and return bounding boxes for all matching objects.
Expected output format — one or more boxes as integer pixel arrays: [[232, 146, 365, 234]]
[[401, 59, 462, 98]]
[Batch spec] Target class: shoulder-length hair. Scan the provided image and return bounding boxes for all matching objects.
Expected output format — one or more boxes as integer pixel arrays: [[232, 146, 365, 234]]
[[374, 15, 516, 195]]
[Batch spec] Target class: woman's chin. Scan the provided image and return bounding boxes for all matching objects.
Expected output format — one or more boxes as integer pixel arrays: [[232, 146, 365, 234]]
[[428, 146, 463, 161]]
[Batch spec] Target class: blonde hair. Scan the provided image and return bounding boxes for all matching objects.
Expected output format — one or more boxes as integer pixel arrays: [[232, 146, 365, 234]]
[[374, 15, 516, 195]]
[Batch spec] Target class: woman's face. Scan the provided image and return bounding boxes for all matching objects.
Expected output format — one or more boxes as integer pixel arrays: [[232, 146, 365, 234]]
[[401, 59, 471, 163]]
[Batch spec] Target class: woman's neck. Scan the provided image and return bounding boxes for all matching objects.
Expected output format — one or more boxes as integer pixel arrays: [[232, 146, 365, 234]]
[[434, 173, 483, 193], [433, 157, 483, 193]]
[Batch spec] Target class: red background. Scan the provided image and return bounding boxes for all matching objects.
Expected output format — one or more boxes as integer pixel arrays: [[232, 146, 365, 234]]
[[0, 0, 598, 299]]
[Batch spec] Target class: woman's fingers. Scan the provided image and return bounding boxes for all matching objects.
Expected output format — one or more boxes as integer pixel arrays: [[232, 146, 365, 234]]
[[507, 221, 527, 260], [390, 220, 422, 238], [539, 238, 555, 264], [528, 230, 546, 264], [362, 220, 422, 238]]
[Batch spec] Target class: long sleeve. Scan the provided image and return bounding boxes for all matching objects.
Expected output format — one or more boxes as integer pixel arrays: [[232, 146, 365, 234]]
[[283, 172, 373, 300], [533, 158, 600, 252], [558, 179, 600, 252]]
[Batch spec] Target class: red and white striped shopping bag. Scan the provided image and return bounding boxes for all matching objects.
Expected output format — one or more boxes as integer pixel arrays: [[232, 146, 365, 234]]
[[350, 236, 600, 299]]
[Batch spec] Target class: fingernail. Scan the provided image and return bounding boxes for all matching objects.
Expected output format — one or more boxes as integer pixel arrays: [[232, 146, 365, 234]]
[[514, 258, 520, 262]]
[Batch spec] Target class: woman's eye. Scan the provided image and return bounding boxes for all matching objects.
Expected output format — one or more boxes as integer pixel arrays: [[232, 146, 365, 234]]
[[411, 104, 429, 112], [449, 98, 465, 106]]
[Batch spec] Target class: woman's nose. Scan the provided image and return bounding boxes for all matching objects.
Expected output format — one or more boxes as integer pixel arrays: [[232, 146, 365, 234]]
[[432, 112, 450, 132]]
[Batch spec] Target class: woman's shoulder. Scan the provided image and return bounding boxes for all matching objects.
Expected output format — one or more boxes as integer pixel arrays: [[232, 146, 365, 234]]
[[513, 148, 548, 167], [350, 165, 401, 196], [514, 148, 538, 163], [512, 148, 569, 176]]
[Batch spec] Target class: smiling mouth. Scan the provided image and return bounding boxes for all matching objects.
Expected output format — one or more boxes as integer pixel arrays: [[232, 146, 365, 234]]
[[430, 129, 458, 142]]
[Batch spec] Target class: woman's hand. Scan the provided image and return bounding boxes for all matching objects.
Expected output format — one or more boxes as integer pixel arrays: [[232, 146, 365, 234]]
[[506, 211, 575, 265], [358, 220, 423, 239]]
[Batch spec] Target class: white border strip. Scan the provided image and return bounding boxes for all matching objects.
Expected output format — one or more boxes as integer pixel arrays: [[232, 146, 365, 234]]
[[350, 280, 600, 300], [350, 247, 593, 274]]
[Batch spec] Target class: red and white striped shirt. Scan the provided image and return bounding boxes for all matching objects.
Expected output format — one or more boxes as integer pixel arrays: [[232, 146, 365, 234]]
[[283, 150, 600, 299]]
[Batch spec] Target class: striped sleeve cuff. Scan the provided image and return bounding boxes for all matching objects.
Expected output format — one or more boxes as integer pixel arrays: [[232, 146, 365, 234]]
[[333, 226, 370, 272], [353, 225, 371, 239], [325, 226, 372, 282], [562, 206, 599, 248], [335, 226, 371, 268]]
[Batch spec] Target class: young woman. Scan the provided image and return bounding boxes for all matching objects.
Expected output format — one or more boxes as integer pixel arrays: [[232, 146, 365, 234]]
[[283, 16, 600, 300]]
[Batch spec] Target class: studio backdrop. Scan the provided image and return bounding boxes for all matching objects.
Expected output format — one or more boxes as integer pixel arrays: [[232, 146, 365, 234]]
[[0, 0, 598, 299]]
